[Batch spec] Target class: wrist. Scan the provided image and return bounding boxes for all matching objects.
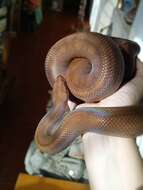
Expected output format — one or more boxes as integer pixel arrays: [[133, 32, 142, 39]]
[[83, 133, 143, 190]]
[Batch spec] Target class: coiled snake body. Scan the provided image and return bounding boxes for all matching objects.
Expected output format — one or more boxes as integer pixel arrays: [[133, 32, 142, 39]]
[[35, 32, 143, 154]]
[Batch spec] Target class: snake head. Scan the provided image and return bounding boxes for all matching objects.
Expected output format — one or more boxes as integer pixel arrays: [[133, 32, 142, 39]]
[[52, 75, 69, 108]]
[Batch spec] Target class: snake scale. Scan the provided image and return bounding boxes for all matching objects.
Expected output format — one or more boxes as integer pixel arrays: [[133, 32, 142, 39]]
[[35, 32, 143, 154]]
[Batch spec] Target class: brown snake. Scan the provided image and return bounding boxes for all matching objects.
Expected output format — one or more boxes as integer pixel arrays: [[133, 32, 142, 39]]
[[35, 32, 143, 154]]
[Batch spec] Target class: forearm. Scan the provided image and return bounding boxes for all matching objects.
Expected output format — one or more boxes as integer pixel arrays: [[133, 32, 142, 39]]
[[83, 133, 143, 190]]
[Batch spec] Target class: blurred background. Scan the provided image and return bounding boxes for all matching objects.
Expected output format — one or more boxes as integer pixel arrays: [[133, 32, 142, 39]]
[[0, 0, 143, 189]]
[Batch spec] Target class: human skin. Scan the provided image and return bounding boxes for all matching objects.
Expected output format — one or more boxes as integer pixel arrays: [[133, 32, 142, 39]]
[[68, 59, 143, 190]]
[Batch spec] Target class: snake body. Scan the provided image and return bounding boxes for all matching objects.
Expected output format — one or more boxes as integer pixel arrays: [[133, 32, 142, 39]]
[[35, 32, 143, 154]]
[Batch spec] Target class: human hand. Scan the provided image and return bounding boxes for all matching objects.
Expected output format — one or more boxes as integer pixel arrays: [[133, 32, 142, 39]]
[[68, 59, 143, 190]]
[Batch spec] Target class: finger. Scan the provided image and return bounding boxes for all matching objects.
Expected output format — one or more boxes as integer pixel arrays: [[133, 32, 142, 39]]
[[76, 102, 102, 109], [68, 100, 77, 111], [136, 59, 143, 78]]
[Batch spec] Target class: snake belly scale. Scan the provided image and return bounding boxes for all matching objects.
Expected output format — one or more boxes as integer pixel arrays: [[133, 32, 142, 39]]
[[34, 32, 143, 154]]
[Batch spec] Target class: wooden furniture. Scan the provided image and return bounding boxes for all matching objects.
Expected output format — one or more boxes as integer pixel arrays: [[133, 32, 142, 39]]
[[15, 173, 90, 190]]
